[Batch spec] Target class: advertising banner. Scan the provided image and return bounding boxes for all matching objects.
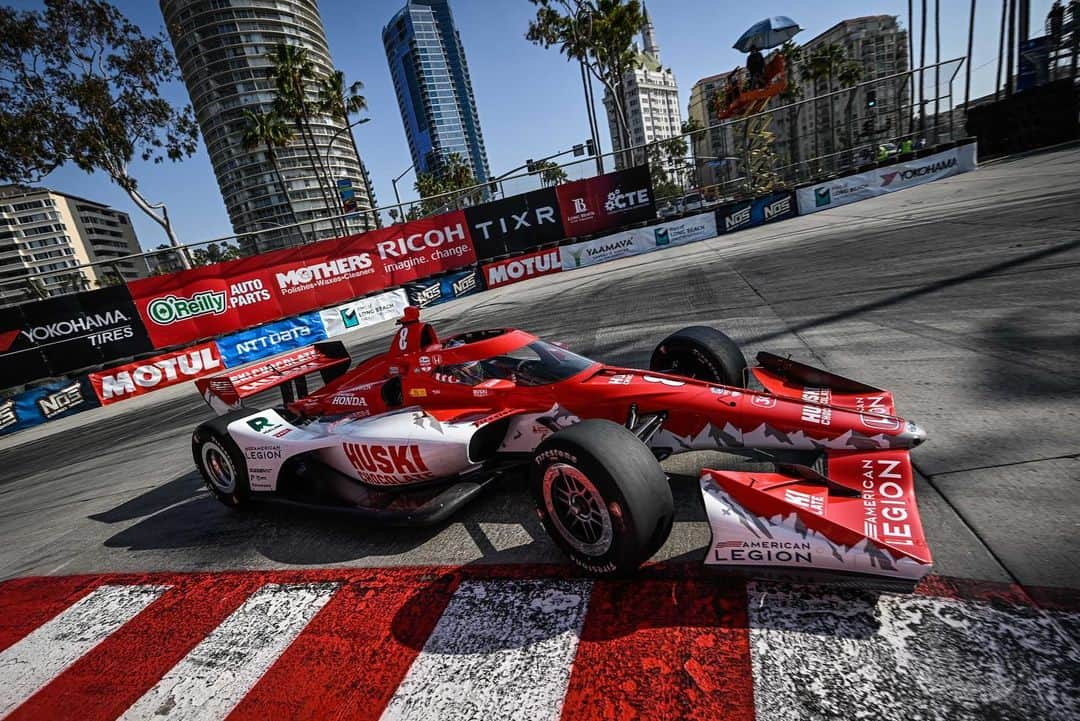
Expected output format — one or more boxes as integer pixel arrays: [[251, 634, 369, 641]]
[[0, 286, 154, 387], [464, 187, 565, 260], [753, 191, 797, 225], [717, 199, 754, 234], [556, 165, 655, 237], [482, 248, 563, 289], [88, 341, 224, 406], [406, 266, 483, 308], [319, 288, 409, 338], [796, 144, 978, 214], [646, 212, 718, 249], [216, 312, 328, 368], [559, 228, 646, 271], [0, 376, 101, 436], [128, 210, 474, 348]]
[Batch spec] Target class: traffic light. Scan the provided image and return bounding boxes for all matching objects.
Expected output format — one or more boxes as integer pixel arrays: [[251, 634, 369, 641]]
[[866, 90, 877, 108], [585, 138, 596, 155]]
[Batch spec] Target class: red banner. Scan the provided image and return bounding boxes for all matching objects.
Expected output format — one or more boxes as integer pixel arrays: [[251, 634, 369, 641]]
[[554, 165, 655, 237], [129, 211, 474, 348], [482, 248, 562, 289], [88, 341, 224, 405]]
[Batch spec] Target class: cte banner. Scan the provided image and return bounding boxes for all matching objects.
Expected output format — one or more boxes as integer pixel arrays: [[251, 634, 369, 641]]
[[319, 289, 409, 338], [88, 341, 224, 406], [216, 312, 328, 368], [465, 187, 565, 260], [555, 165, 655, 237], [0, 376, 100, 436], [0, 286, 153, 386], [405, 267, 483, 308], [128, 211, 474, 348], [795, 144, 978, 214]]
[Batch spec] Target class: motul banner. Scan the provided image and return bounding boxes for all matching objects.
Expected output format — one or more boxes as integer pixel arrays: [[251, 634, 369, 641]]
[[555, 165, 655, 237], [128, 211, 475, 348], [88, 341, 224, 405], [482, 248, 562, 289]]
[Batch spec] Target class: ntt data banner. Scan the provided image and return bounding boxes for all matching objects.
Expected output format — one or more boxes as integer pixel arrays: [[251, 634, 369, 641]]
[[0, 376, 100, 436], [796, 144, 978, 214], [88, 341, 224, 406], [128, 210, 474, 348], [319, 288, 409, 338], [216, 312, 328, 368], [482, 248, 563, 289]]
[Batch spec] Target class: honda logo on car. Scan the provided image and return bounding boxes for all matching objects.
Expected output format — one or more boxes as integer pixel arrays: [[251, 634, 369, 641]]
[[484, 249, 562, 288], [276, 255, 374, 293], [148, 291, 227, 325], [90, 343, 223, 404]]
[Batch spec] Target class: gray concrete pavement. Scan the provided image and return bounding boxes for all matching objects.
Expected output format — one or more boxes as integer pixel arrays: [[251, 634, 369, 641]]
[[1, 146, 1076, 592]]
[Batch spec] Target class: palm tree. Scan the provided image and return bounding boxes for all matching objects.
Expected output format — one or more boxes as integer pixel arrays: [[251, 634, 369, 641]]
[[530, 159, 568, 187], [838, 61, 864, 160], [241, 109, 303, 243], [317, 70, 377, 229], [268, 43, 342, 236], [778, 41, 805, 179], [806, 43, 847, 165]]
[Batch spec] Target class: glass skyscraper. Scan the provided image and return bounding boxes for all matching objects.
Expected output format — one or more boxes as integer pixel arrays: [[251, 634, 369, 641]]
[[382, 0, 491, 185]]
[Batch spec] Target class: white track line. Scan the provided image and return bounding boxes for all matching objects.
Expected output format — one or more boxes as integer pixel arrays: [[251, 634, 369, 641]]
[[380, 579, 592, 721], [0, 584, 167, 718], [118, 582, 337, 721]]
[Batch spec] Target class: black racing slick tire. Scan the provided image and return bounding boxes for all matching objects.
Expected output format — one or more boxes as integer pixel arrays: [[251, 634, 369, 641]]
[[650, 325, 747, 387], [192, 420, 251, 509], [531, 419, 673, 577]]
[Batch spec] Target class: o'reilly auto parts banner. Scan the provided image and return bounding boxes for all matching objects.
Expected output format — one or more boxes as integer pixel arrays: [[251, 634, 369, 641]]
[[319, 288, 409, 338], [0, 376, 100, 436], [216, 312, 328, 368], [0, 286, 154, 386], [482, 248, 562, 289], [88, 341, 224, 406], [556, 165, 655, 237], [465, 187, 565, 260], [405, 266, 483, 308], [796, 143, 978, 214], [128, 210, 475, 348]]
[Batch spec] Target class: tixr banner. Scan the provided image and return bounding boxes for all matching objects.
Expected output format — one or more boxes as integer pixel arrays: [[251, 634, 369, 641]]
[[0, 376, 100, 436], [0, 286, 154, 386], [405, 267, 483, 308], [216, 312, 328, 368], [555, 165, 655, 237], [464, 187, 565, 260], [88, 341, 224, 406], [128, 210, 474, 348]]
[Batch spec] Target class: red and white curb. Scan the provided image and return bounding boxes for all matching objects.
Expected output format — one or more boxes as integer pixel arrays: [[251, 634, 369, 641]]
[[0, 568, 1075, 720]]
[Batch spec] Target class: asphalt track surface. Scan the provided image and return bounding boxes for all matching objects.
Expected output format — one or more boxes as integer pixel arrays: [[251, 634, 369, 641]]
[[0, 146, 1077, 720]]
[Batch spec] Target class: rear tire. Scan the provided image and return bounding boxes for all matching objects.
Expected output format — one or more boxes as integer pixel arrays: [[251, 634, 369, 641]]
[[531, 419, 673, 576], [650, 325, 747, 386], [192, 422, 251, 509]]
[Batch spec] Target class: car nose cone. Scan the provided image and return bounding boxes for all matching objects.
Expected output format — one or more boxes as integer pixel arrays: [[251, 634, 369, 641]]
[[901, 421, 927, 447]]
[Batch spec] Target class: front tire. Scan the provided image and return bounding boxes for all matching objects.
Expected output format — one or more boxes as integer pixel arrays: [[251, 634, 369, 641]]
[[650, 325, 747, 386], [192, 425, 251, 509], [531, 419, 673, 576]]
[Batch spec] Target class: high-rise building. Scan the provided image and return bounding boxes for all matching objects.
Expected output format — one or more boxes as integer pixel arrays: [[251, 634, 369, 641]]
[[0, 186, 145, 305], [383, 0, 491, 186], [687, 73, 739, 190], [603, 4, 683, 169], [160, 0, 377, 254]]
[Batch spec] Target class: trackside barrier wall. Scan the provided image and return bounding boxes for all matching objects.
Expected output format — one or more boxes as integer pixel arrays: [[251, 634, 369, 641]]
[[405, 266, 484, 308]]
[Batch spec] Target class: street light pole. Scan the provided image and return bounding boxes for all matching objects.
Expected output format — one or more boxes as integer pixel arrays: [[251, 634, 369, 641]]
[[324, 117, 371, 230]]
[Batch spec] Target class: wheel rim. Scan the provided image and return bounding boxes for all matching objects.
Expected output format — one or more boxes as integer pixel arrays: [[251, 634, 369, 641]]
[[542, 463, 613, 557], [201, 441, 236, 493]]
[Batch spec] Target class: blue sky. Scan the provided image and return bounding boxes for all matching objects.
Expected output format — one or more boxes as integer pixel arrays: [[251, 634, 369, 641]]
[[9, 0, 1053, 250]]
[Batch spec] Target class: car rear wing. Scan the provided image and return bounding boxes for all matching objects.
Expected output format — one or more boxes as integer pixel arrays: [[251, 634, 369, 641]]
[[194, 342, 351, 415]]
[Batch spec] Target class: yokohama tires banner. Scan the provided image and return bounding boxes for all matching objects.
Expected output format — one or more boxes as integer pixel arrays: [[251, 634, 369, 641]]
[[128, 211, 475, 348], [482, 248, 562, 289], [555, 165, 656, 237], [88, 341, 224, 406]]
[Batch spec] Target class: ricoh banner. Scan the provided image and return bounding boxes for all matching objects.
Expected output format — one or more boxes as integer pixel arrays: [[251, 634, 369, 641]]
[[319, 288, 409, 338], [405, 267, 483, 308], [88, 341, 224, 406], [796, 143, 978, 214], [216, 312, 329, 368], [0, 376, 100, 436]]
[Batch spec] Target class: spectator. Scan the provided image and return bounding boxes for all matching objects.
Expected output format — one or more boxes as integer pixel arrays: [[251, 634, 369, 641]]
[[747, 45, 765, 89], [725, 69, 741, 107]]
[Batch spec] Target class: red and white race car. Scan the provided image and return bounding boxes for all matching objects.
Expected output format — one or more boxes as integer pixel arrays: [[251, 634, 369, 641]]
[[192, 307, 931, 580]]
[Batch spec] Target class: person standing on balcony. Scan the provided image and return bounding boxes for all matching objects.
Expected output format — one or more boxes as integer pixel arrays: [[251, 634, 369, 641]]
[[747, 45, 765, 89]]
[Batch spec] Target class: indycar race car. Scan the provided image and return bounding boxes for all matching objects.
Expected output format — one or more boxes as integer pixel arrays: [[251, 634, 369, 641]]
[[192, 307, 932, 580]]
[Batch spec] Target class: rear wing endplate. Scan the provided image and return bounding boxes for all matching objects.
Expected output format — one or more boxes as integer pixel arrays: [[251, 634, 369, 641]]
[[194, 342, 350, 415]]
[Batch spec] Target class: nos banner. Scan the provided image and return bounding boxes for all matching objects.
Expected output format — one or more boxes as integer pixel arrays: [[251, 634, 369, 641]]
[[464, 187, 565, 260], [88, 341, 224, 406], [555, 165, 655, 237], [0, 376, 100, 436], [0, 286, 154, 387], [128, 210, 475, 348], [405, 266, 483, 308]]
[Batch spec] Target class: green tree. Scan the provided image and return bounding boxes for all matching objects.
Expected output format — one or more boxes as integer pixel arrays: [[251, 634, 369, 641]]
[[777, 41, 806, 176], [837, 61, 864, 154], [240, 109, 303, 240], [0, 0, 198, 267], [806, 43, 858, 164], [317, 69, 379, 228], [413, 152, 480, 215], [191, 241, 242, 267], [527, 0, 644, 167], [530, 159, 569, 187], [268, 43, 342, 235]]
